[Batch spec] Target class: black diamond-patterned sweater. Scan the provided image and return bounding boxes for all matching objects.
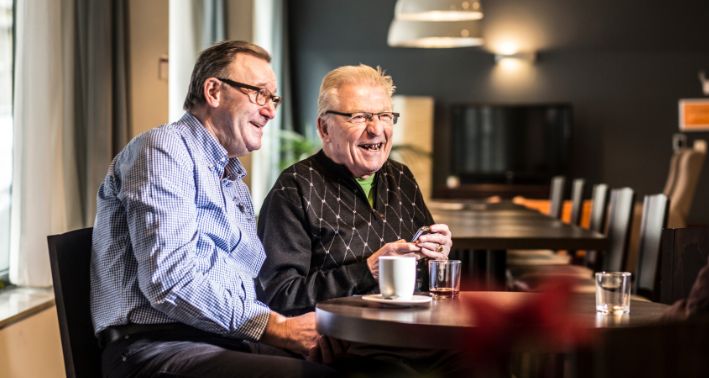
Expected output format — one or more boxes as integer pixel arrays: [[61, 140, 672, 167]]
[[257, 150, 434, 315]]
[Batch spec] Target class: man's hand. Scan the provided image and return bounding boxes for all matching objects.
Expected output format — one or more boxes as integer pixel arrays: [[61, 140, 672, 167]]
[[307, 336, 351, 364], [366, 240, 421, 279], [261, 311, 319, 355], [414, 223, 453, 260]]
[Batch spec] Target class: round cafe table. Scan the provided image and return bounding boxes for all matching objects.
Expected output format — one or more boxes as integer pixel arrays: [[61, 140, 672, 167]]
[[315, 291, 669, 349]]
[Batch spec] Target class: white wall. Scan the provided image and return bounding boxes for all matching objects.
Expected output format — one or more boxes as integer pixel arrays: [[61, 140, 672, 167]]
[[227, 0, 254, 187], [392, 96, 434, 202], [129, 0, 169, 136]]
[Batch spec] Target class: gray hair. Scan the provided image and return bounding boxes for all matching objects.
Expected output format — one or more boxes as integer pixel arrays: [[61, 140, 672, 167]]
[[316, 64, 396, 117]]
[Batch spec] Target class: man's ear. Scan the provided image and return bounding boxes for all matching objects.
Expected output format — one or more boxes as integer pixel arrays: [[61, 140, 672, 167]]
[[317, 117, 329, 142], [203, 78, 222, 107]]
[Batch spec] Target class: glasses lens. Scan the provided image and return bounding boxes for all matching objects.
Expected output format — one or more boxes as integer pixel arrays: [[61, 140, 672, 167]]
[[349, 113, 370, 124], [256, 89, 269, 106], [378, 112, 394, 123], [256, 88, 281, 109], [272, 96, 281, 109]]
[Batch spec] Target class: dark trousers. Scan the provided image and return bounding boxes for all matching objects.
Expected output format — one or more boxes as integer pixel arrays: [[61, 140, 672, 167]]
[[339, 343, 472, 378], [101, 334, 335, 378]]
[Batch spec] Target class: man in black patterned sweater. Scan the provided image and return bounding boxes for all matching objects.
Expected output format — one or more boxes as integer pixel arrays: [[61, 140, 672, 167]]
[[257, 64, 452, 316]]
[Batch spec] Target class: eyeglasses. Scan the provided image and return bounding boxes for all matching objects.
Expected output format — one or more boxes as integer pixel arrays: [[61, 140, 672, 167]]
[[324, 110, 400, 125], [217, 77, 282, 109]]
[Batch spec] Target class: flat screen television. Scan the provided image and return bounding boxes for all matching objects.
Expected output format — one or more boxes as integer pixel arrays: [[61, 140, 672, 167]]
[[449, 103, 573, 185]]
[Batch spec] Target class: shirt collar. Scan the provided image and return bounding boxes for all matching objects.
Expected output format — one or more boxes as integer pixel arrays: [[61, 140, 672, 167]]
[[180, 112, 246, 180]]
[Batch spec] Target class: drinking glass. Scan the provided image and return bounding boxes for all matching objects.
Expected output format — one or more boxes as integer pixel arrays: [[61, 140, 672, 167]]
[[595, 272, 631, 314], [428, 259, 461, 298]]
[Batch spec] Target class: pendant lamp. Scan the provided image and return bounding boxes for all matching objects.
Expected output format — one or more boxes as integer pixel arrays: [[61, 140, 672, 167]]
[[387, 19, 483, 48], [395, 0, 483, 22]]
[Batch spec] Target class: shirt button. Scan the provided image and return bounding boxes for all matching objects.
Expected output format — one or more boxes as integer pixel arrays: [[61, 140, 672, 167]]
[[238, 203, 245, 212]]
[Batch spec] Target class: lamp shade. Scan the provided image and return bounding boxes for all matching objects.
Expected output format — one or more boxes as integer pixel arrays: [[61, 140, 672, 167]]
[[395, 0, 483, 21], [388, 19, 483, 48]]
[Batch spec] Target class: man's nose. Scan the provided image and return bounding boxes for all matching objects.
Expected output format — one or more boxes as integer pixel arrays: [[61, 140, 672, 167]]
[[365, 117, 385, 135], [260, 101, 277, 120]]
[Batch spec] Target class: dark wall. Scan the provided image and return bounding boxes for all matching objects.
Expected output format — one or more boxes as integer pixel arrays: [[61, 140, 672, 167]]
[[288, 0, 709, 225]]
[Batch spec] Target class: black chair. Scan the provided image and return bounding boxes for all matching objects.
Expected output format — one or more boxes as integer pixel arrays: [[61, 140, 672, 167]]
[[665, 141, 706, 228], [588, 183, 609, 234], [633, 194, 670, 300], [548, 176, 566, 219], [48, 227, 101, 378], [659, 226, 709, 305], [569, 178, 586, 226], [513, 187, 635, 290], [570, 183, 607, 265], [506, 176, 569, 271], [585, 187, 635, 272]]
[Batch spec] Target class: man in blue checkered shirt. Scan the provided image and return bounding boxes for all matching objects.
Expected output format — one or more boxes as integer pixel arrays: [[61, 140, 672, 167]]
[[90, 41, 334, 378]]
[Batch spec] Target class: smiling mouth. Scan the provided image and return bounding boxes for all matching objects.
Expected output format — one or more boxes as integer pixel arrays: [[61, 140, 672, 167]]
[[359, 143, 383, 151]]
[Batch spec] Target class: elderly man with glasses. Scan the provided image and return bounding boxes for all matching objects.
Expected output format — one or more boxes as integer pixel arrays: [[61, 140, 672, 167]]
[[257, 64, 456, 374], [90, 40, 334, 378]]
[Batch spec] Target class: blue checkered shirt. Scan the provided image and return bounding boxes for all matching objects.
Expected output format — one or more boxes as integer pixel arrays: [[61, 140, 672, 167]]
[[90, 112, 270, 341]]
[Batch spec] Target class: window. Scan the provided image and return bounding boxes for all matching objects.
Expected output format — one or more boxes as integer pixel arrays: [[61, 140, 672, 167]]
[[0, 0, 14, 280]]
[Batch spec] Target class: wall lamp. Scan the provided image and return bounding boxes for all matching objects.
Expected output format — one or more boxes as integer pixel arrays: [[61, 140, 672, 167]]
[[494, 51, 537, 64]]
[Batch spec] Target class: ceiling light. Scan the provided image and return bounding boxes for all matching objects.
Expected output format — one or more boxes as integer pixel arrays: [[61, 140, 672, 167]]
[[395, 0, 483, 22], [388, 19, 483, 48]]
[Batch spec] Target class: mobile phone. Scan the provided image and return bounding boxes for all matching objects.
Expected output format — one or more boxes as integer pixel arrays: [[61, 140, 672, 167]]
[[410, 226, 431, 242]]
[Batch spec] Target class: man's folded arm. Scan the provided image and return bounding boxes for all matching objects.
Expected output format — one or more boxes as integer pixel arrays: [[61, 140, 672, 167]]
[[258, 184, 377, 315], [121, 131, 270, 341]]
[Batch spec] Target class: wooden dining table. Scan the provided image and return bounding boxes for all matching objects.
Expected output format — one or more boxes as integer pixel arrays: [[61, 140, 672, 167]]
[[428, 201, 608, 287], [317, 291, 709, 378], [316, 291, 669, 350], [430, 201, 608, 251]]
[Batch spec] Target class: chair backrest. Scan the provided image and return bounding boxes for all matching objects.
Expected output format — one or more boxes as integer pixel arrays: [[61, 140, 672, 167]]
[[47, 227, 101, 378], [601, 188, 635, 272], [569, 178, 586, 226], [667, 141, 706, 228], [549, 176, 566, 219], [633, 194, 670, 299], [659, 226, 709, 305], [662, 148, 682, 197], [588, 183, 609, 233]]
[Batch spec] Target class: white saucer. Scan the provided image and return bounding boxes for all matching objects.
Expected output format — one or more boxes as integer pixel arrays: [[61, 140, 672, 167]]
[[361, 294, 432, 306]]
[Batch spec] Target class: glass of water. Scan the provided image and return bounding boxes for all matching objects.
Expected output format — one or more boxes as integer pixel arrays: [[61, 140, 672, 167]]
[[595, 272, 631, 314]]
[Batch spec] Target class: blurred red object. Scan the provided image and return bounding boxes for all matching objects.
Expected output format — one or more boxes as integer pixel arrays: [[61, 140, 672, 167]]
[[458, 278, 596, 364]]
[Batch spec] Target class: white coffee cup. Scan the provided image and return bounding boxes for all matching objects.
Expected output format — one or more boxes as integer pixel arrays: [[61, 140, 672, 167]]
[[378, 256, 416, 300]]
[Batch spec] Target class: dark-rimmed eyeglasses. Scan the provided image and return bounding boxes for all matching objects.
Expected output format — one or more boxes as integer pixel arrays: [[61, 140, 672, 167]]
[[324, 110, 400, 125], [217, 77, 281, 109]]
